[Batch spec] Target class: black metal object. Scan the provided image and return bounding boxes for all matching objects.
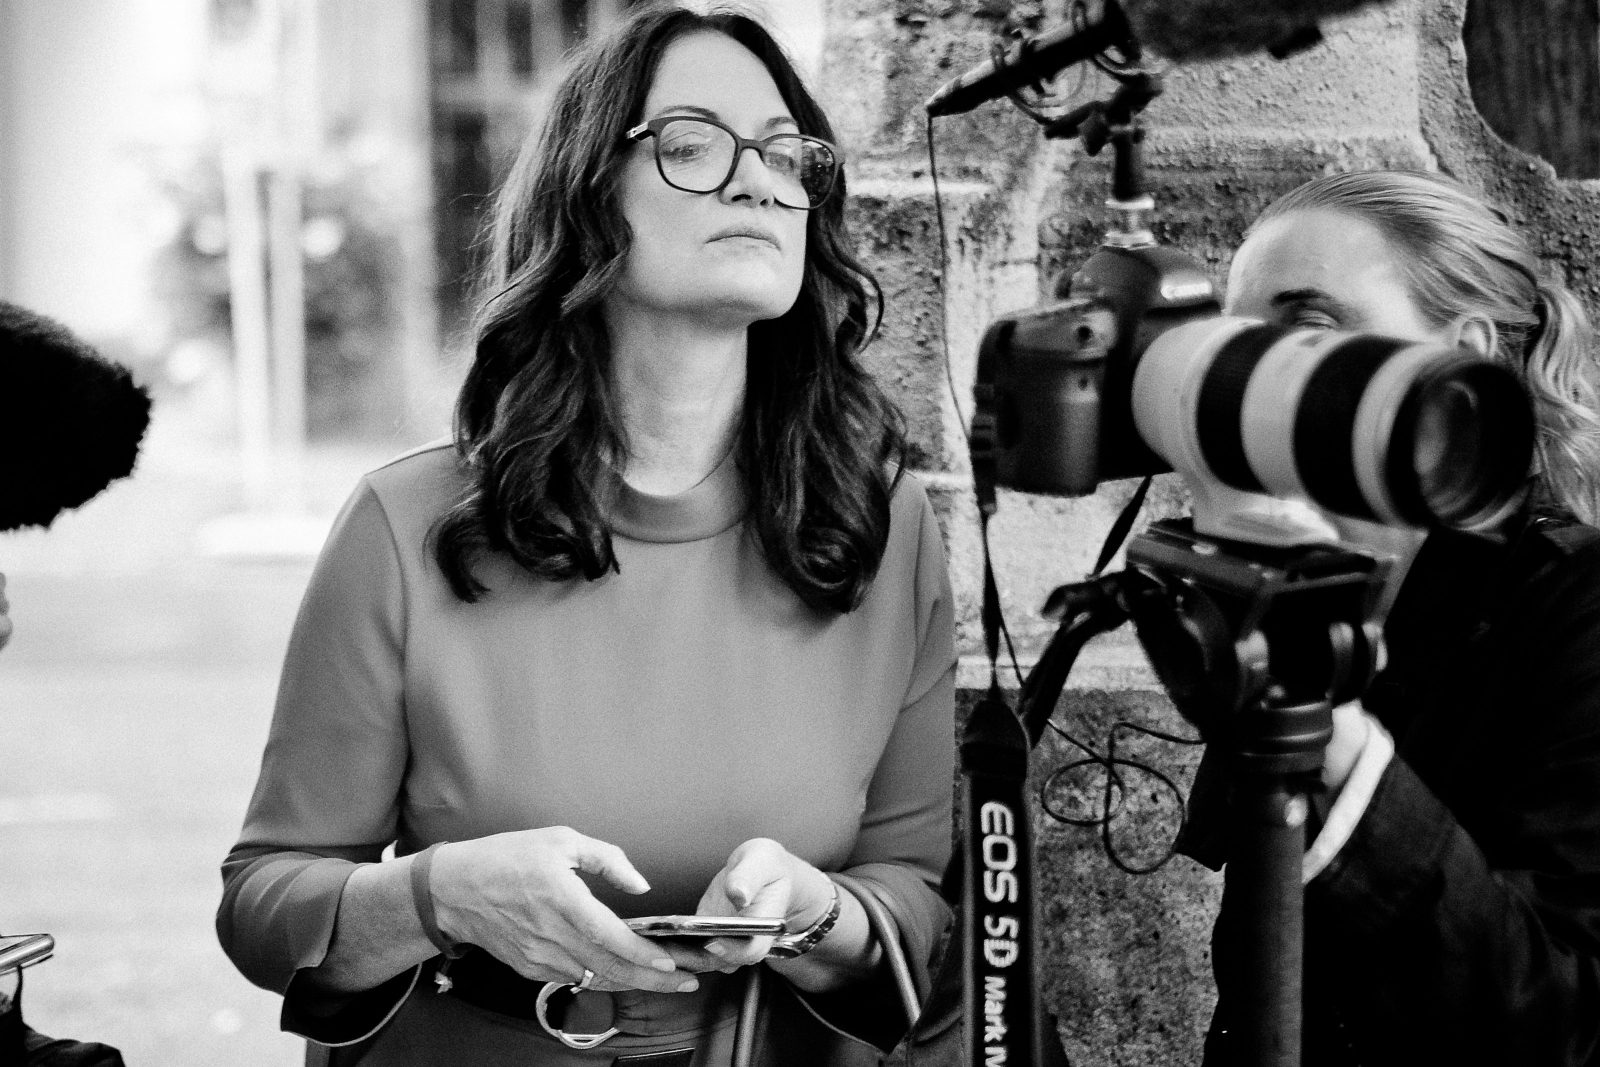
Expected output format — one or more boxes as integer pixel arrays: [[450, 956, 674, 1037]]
[[1020, 519, 1388, 1067]]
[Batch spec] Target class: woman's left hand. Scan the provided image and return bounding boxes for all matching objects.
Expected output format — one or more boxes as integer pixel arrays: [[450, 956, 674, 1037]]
[[664, 838, 835, 974]]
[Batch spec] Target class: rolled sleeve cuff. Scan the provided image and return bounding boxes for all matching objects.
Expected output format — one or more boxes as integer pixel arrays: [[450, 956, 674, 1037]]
[[1303, 716, 1395, 884], [219, 852, 363, 992]]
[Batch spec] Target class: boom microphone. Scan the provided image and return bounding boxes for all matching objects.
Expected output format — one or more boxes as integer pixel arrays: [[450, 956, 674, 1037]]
[[0, 302, 152, 531], [925, 2, 1136, 117], [925, 0, 1399, 115]]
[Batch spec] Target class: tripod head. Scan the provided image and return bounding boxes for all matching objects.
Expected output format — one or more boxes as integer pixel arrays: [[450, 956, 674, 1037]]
[[1121, 519, 1389, 743], [1024, 519, 1388, 751]]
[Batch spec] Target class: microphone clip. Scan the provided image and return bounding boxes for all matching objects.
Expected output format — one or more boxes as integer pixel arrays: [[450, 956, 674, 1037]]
[[1042, 71, 1164, 225]]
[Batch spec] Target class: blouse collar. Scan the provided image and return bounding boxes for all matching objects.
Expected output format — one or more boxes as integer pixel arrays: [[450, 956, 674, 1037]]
[[605, 447, 748, 544]]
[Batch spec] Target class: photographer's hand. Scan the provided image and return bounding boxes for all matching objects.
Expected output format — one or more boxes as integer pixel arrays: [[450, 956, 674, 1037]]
[[1322, 700, 1374, 794], [1303, 701, 1396, 883]]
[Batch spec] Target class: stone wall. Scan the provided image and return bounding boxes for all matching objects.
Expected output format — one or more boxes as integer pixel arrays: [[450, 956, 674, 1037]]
[[820, 1, 1600, 1062]]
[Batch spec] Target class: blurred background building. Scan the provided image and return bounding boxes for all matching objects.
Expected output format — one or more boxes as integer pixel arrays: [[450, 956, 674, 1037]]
[[0, 0, 822, 494]]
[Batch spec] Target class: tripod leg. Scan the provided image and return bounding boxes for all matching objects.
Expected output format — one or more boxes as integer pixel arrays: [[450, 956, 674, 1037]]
[[1223, 775, 1309, 1067]]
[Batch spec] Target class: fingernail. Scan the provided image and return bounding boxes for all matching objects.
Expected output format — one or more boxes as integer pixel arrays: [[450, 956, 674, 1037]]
[[704, 942, 726, 957], [677, 978, 699, 993], [652, 958, 675, 972]]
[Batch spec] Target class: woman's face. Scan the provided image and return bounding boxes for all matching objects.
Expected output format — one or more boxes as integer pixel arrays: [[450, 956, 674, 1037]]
[[609, 31, 810, 329], [1225, 207, 1442, 343]]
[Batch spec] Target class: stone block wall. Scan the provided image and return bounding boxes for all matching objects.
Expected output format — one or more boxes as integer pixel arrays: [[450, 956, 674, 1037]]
[[819, 1, 1600, 1062]]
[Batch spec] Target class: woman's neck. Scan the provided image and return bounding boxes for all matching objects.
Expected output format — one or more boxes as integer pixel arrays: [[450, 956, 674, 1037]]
[[608, 312, 748, 496]]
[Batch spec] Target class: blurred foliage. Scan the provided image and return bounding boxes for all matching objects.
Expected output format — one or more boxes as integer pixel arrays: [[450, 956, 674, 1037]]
[[145, 138, 401, 439]]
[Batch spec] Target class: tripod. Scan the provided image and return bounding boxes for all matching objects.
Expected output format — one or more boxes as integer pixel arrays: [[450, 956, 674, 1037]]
[[1020, 518, 1389, 1067]]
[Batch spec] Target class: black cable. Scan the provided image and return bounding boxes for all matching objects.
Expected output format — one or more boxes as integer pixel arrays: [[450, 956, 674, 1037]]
[[926, 112, 969, 443], [927, 113, 1026, 691], [1040, 714, 1203, 875]]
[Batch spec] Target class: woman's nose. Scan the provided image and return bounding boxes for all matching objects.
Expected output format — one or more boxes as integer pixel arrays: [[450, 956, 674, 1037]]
[[720, 145, 777, 206]]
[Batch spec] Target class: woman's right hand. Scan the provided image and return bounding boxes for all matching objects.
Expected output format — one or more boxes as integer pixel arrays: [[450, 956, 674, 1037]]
[[430, 826, 697, 994]]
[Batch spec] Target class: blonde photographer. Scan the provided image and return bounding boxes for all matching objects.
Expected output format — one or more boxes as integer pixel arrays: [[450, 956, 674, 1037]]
[[1185, 170, 1600, 1067]]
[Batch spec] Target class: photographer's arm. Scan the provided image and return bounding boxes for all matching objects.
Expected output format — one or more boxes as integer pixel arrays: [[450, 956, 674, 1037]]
[[1305, 536, 1600, 1064]]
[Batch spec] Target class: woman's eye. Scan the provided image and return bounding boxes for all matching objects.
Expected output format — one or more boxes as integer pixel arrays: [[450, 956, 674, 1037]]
[[660, 137, 713, 165], [1288, 311, 1339, 330], [762, 141, 803, 176]]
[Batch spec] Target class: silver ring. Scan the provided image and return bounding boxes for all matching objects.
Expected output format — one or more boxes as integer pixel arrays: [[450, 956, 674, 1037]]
[[576, 967, 596, 991]]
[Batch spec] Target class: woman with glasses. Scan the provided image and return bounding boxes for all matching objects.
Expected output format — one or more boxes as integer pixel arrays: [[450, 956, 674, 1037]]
[[217, 5, 954, 1066]]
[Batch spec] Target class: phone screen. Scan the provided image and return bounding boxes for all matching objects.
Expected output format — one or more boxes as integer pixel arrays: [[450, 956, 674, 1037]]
[[627, 916, 785, 939], [0, 934, 54, 972]]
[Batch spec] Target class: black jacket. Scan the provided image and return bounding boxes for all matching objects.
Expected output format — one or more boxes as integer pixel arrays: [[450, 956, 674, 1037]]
[[1195, 511, 1600, 1067]]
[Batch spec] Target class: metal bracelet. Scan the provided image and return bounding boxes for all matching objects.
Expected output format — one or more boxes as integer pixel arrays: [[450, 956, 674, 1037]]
[[766, 878, 841, 960]]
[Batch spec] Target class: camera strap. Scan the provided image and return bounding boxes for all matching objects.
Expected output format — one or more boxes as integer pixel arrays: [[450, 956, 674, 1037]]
[[957, 679, 1070, 1067], [949, 496, 1074, 1067], [952, 470, 1151, 1066]]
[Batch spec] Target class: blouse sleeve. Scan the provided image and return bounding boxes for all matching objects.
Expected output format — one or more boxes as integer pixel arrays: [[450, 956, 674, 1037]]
[[843, 483, 958, 965], [216, 479, 412, 1010], [1304, 530, 1600, 1064]]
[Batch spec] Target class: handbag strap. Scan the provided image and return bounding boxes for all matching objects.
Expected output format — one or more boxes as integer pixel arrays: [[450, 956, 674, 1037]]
[[732, 967, 761, 1067], [730, 874, 923, 1067], [833, 873, 922, 1023]]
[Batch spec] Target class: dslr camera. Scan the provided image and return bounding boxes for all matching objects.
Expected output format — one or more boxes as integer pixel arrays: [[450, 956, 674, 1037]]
[[972, 236, 1535, 547]]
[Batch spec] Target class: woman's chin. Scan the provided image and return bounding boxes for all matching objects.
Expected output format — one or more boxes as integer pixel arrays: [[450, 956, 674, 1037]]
[[693, 287, 800, 327]]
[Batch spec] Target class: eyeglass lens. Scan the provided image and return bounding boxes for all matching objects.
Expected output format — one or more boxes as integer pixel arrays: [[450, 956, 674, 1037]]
[[655, 119, 836, 209]]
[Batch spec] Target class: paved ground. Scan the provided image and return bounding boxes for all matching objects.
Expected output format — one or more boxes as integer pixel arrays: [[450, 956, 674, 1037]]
[[0, 399, 414, 1066]]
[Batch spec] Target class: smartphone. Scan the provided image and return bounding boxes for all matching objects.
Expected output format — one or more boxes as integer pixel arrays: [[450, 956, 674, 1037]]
[[0, 933, 54, 972], [626, 915, 785, 939]]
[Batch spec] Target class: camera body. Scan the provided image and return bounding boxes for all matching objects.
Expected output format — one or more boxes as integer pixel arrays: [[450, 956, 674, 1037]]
[[975, 244, 1218, 496]]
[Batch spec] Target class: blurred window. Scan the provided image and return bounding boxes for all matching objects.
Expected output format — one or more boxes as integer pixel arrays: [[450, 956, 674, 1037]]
[[428, 0, 632, 335]]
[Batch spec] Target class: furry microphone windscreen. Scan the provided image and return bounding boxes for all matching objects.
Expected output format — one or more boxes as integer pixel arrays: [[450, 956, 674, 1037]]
[[1118, 0, 1395, 60], [0, 301, 152, 531]]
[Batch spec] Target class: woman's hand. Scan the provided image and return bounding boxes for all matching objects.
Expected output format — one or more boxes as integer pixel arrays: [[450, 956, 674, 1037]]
[[662, 838, 836, 974], [430, 826, 698, 994]]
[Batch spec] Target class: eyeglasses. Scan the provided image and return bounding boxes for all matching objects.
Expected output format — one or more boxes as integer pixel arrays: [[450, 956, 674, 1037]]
[[625, 116, 841, 211]]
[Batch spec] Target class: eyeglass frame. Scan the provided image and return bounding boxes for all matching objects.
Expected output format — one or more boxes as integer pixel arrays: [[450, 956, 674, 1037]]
[[623, 115, 842, 211]]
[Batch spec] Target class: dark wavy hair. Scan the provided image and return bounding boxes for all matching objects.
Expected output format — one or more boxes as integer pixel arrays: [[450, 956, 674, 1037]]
[[431, 3, 903, 612]]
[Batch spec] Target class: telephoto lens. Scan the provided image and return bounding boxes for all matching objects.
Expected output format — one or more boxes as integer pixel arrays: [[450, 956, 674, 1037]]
[[1133, 317, 1535, 530]]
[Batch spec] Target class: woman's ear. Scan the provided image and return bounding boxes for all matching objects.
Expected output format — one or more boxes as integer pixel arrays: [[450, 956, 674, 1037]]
[[1452, 315, 1497, 359]]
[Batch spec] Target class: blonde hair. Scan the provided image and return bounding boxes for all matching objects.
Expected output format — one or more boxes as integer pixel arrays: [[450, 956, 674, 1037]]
[[1254, 170, 1600, 525]]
